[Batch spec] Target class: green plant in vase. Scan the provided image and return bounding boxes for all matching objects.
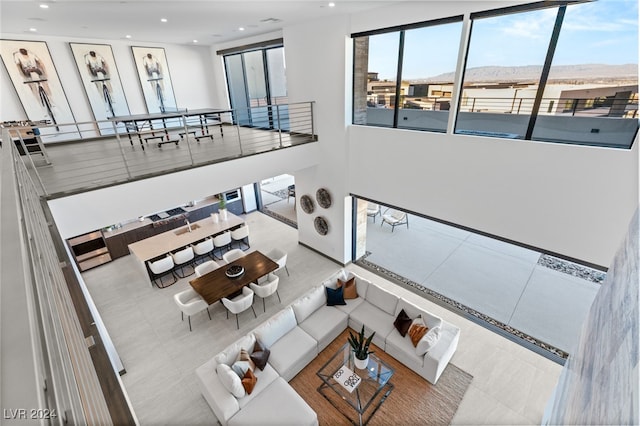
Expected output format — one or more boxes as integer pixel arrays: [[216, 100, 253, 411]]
[[348, 325, 375, 368]]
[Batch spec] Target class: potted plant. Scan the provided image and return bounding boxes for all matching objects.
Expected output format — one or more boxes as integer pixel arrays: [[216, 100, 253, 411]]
[[348, 326, 375, 369], [218, 194, 228, 221]]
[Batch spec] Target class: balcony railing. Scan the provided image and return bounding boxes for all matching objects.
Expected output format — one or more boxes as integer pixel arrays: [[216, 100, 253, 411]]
[[3, 102, 316, 198]]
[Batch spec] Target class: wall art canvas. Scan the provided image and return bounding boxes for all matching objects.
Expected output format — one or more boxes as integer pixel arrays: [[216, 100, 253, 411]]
[[130, 46, 177, 114], [0, 39, 79, 140], [69, 42, 130, 135]]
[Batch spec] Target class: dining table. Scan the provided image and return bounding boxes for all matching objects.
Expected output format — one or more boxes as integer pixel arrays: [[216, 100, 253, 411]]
[[189, 251, 278, 305]]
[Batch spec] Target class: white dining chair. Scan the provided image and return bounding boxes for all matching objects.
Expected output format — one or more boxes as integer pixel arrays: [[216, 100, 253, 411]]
[[147, 255, 177, 288], [222, 248, 246, 264], [221, 287, 256, 329], [230, 225, 250, 250], [250, 273, 281, 312], [172, 246, 195, 278], [173, 288, 210, 331], [266, 247, 289, 277], [213, 232, 232, 260], [193, 238, 214, 263], [194, 260, 221, 277]]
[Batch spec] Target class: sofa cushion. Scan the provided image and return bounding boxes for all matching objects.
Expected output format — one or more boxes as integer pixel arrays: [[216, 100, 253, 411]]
[[254, 307, 297, 349], [217, 363, 246, 399], [215, 334, 257, 367], [292, 285, 326, 323], [299, 306, 348, 351], [365, 284, 399, 316], [333, 296, 365, 315], [236, 363, 280, 409], [338, 277, 358, 299], [349, 302, 396, 349], [228, 377, 318, 426], [395, 299, 443, 330], [393, 308, 413, 337], [268, 326, 318, 381], [326, 286, 346, 306], [250, 340, 270, 371]]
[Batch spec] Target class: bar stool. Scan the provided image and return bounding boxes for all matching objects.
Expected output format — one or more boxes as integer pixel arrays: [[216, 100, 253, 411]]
[[172, 246, 195, 278], [213, 232, 232, 261], [230, 225, 250, 250], [193, 238, 214, 263], [148, 255, 177, 288]]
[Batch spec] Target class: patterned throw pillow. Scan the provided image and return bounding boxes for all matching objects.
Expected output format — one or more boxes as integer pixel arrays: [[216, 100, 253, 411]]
[[408, 316, 429, 347], [250, 340, 271, 371], [338, 277, 358, 299], [231, 348, 256, 378], [241, 369, 257, 395]]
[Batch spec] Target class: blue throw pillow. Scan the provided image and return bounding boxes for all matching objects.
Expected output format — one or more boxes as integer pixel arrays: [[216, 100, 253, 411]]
[[326, 286, 346, 306]]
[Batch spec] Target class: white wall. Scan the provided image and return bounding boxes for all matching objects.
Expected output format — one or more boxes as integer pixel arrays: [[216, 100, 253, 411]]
[[0, 33, 218, 123], [48, 143, 320, 239]]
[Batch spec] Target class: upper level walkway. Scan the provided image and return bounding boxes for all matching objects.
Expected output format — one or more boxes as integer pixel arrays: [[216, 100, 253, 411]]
[[2, 102, 316, 199]]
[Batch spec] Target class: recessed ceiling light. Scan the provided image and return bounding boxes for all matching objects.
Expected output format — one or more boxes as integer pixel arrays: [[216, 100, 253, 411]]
[[238, 27, 245, 31], [161, 18, 167, 23], [125, 34, 132, 39], [328, 2, 336, 7], [29, 28, 37, 32], [39, 4, 49, 9], [193, 39, 198, 43]]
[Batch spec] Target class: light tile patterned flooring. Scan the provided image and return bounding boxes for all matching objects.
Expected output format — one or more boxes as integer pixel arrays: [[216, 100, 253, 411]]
[[82, 211, 564, 425]]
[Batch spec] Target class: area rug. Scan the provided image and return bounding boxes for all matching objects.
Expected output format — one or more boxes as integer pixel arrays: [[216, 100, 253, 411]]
[[289, 329, 473, 425]]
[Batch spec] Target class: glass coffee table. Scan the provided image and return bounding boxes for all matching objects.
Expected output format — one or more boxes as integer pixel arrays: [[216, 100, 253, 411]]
[[317, 342, 394, 425]]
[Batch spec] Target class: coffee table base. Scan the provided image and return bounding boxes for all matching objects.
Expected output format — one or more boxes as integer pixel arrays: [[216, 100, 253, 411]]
[[317, 381, 394, 426]]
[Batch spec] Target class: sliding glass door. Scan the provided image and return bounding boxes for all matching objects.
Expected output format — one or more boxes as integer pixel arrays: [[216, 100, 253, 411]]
[[224, 46, 288, 129]]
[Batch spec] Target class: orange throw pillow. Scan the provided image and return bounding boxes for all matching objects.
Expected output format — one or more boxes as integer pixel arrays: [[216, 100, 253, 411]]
[[241, 369, 257, 394], [409, 323, 429, 347], [338, 277, 358, 299]]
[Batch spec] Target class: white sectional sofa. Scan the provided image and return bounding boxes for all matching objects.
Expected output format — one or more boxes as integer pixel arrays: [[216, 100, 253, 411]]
[[196, 269, 460, 425]]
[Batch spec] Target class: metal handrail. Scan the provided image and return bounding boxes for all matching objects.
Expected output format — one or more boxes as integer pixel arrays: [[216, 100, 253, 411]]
[[4, 102, 316, 198]]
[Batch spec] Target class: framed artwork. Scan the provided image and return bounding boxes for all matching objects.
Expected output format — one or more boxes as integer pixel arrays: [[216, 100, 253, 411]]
[[69, 42, 130, 135], [0, 39, 78, 140], [130, 46, 177, 114]]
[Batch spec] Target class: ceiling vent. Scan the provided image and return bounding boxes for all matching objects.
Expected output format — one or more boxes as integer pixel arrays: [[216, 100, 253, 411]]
[[260, 18, 282, 23]]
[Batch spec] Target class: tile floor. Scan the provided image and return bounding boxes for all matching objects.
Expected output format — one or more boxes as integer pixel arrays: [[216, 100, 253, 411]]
[[82, 211, 565, 425], [363, 211, 601, 354]]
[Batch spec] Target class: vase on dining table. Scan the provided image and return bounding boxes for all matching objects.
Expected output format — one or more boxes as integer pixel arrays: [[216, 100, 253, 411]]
[[211, 213, 219, 223], [219, 208, 228, 221]]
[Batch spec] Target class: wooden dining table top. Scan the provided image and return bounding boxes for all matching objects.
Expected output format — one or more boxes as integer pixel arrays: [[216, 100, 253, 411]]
[[189, 250, 279, 305]]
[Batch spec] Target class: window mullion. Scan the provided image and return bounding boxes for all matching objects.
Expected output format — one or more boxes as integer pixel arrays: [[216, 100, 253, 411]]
[[393, 30, 405, 128], [525, 5, 566, 140]]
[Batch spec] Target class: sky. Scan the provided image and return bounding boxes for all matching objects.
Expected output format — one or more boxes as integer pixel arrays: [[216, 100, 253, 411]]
[[368, 0, 638, 81]]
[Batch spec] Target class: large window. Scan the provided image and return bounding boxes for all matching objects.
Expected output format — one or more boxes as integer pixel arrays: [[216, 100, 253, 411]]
[[352, 1, 638, 149], [223, 44, 288, 129]]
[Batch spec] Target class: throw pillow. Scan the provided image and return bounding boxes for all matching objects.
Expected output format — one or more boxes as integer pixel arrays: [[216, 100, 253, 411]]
[[338, 277, 358, 299], [326, 286, 346, 306], [250, 340, 271, 371], [416, 326, 442, 356], [393, 309, 413, 337], [241, 369, 258, 395], [231, 348, 256, 378], [216, 363, 246, 399], [408, 316, 429, 347]]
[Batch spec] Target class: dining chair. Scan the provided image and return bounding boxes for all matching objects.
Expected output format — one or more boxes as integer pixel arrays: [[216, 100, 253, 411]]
[[222, 248, 246, 264], [266, 247, 289, 277], [230, 225, 250, 250], [173, 288, 210, 331], [221, 287, 257, 329], [193, 238, 214, 263], [213, 232, 232, 260], [380, 209, 409, 232], [249, 273, 281, 312], [172, 246, 195, 278], [194, 260, 221, 278], [147, 255, 177, 288]]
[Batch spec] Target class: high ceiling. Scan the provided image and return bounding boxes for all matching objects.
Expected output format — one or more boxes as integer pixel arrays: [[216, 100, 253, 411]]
[[1, 1, 403, 46]]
